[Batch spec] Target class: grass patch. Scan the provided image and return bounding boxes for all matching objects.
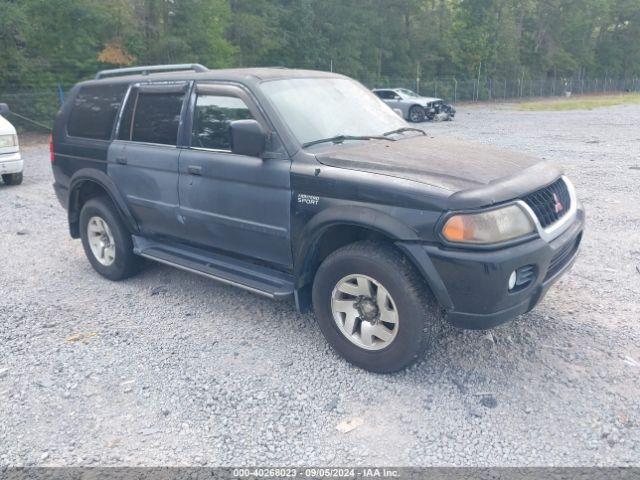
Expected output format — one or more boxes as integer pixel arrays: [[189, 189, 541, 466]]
[[518, 93, 640, 111]]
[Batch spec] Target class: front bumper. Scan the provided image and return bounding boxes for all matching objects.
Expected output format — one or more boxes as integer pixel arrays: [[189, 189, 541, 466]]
[[0, 151, 23, 175], [399, 207, 584, 329]]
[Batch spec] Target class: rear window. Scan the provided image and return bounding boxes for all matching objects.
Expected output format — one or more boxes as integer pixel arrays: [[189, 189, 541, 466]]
[[67, 84, 128, 140]]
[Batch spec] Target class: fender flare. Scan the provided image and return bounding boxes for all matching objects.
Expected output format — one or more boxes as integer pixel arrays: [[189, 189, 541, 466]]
[[67, 168, 139, 237], [293, 205, 454, 313], [294, 205, 419, 283]]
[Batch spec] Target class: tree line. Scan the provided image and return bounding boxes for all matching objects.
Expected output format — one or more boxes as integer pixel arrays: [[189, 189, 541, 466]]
[[1, 0, 639, 92]]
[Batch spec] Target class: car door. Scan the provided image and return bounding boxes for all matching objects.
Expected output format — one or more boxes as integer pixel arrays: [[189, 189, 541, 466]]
[[108, 82, 189, 240], [178, 83, 292, 268]]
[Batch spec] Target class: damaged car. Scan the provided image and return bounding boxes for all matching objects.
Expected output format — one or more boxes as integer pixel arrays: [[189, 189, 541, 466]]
[[373, 88, 456, 122], [51, 66, 583, 372]]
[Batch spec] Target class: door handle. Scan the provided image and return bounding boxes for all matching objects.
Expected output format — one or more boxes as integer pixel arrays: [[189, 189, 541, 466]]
[[188, 165, 202, 176], [115, 156, 127, 165]]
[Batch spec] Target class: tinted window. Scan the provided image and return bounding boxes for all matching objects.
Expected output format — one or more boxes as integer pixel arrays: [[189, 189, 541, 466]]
[[67, 84, 127, 140], [191, 95, 253, 150], [374, 90, 395, 100], [129, 92, 185, 145]]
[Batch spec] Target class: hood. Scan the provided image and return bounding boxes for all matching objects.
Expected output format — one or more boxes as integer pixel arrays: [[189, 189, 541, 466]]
[[0, 115, 17, 134], [315, 135, 563, 208], [414, 96, 441, 103]]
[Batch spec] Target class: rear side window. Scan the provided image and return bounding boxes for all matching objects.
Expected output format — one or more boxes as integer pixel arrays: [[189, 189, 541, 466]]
[[67, 84, 128, 140], [192, 95, 253, 150], [118, 87, 186, 146], [118, 83, 186, 146], [375, 90, 395, 100]]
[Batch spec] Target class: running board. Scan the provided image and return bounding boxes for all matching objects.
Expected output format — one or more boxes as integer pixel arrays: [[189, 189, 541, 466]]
[[132, 236, 294, 299]]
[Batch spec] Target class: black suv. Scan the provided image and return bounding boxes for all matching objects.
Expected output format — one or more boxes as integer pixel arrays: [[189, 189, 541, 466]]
[[52, 64, 584, 372]]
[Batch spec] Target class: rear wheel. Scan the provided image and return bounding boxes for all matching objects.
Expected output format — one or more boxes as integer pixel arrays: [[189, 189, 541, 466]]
[[312, 241, 442, 373], [79, 196, 143, 280], [2, 172, 23, 185], [408, 105, 425, 123]]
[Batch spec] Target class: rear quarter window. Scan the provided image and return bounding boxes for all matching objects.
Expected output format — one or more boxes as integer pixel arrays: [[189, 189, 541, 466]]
[[67, 84, 128, 140]]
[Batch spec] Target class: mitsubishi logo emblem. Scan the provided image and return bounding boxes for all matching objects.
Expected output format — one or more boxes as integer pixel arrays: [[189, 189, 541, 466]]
[[552, 193, 564, 214]]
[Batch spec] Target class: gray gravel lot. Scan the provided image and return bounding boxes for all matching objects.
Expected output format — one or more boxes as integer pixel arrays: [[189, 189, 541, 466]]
[[1, 103, 639, 467]]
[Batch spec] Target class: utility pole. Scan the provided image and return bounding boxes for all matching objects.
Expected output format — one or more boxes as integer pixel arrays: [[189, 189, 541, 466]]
[[476, 62, 482, 101], [453, 77, 457, 104]]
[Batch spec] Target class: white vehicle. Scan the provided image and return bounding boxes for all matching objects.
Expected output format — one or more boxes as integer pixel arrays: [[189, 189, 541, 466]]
[[0, 103, 23, 185]]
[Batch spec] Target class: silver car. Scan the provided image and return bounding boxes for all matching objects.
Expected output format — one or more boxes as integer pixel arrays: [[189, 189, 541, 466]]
[[372, 88, 455, 123]]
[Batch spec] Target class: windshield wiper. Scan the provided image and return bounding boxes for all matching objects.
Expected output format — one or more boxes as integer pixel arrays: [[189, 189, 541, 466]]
[[383, 127, 426, 137], [302, 134, 396, 148]]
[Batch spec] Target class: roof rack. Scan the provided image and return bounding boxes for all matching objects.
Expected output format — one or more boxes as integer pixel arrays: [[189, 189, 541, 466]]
[[95, 63, 209, 80]]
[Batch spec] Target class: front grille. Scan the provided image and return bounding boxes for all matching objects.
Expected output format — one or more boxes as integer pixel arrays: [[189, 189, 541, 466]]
[[522, 178, 571, 228], [545, 233, 582, 281]]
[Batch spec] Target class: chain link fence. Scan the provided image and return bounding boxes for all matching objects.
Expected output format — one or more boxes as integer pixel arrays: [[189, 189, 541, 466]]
[[0, 84, 71, 132], [1, 76, 640, 131], [371, 76, 640, 103]]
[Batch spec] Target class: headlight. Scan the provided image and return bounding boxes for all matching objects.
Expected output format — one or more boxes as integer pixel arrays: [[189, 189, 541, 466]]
[[0, 134, 17, 148], [441, 204, 535, 244]]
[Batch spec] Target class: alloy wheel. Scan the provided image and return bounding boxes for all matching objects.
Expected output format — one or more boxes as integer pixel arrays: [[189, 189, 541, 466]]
[[331, 274, 399, 351], [87, 216, 116, 266]]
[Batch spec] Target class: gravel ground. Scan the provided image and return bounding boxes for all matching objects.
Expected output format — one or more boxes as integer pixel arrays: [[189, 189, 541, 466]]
[[1, 103, 639, 467]]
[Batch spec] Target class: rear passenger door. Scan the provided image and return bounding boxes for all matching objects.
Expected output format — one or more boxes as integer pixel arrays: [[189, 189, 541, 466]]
[[108, 82, 189, 240], [178, 83, 292, 268]]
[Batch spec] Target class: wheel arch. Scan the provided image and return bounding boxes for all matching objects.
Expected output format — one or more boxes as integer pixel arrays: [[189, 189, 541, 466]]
[[68, 169, 138, 238], [293, 206, 425, 311]]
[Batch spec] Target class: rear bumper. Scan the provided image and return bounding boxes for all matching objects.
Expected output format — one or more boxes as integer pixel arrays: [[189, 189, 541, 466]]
[[398, 207, 584, 330], [0, 151, 23, 175]]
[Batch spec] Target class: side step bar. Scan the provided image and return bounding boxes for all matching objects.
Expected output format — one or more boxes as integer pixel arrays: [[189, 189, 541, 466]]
[[132, 236, 294, 299]]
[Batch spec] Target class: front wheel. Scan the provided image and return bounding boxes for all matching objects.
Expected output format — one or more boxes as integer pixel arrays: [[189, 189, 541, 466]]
[[2, 172, 23, 185], [408, 105, 426, 123], [312, 241, 442, 373]]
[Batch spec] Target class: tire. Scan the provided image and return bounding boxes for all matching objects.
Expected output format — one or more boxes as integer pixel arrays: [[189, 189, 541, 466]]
[[312, 241, 442, 373], [408, 105, 425, 123], [79, 196, 143, 281], [2, 172, 23, 185]]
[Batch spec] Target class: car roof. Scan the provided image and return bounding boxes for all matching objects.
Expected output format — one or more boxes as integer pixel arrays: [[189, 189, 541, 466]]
[[77, 67, 346, 89]]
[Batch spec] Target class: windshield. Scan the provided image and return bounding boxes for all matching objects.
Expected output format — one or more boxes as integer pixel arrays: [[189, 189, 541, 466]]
[[397, 88, 419, 98], [260, 78, 407, 146]]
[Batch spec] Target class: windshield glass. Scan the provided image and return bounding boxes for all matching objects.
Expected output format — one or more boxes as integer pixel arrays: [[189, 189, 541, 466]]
[[397, 88, 419, 98], [260, 78, 407, 146]]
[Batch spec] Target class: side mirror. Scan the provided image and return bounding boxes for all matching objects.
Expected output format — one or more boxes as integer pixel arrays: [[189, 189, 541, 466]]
[[0, 103, 10, 115], [229, 119, 266, 157]]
